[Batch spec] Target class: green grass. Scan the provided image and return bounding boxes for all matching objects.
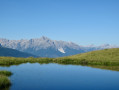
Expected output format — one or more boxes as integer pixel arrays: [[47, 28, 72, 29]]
[[0, 48, 119, 66], [0, 71, 12, 89], [0, 57, 53, 66], [0, 71, 12, 76], [54, 48, 119, 66]]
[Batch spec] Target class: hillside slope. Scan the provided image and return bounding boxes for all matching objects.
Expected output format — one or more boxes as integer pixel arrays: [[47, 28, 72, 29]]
[[0, 46, 37, 58], [55, 48, 119, 65], [67, 48, 119, 61]]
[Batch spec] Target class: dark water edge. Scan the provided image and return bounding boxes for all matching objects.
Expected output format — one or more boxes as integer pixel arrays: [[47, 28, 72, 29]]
[[0, 63, 119, 90]]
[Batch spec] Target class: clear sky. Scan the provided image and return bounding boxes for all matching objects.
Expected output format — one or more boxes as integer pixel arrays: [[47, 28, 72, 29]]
[[0, 0, 119, 45]]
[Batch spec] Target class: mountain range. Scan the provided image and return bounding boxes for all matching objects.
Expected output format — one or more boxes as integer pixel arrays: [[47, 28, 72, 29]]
[[0, 36, 119, 57]]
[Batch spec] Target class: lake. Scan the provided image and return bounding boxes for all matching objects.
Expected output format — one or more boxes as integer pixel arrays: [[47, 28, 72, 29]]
[[0, 63, 119, 90]]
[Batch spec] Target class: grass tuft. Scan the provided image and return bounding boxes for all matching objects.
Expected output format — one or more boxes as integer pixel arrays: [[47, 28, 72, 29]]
[[0, 71, 12, 89]]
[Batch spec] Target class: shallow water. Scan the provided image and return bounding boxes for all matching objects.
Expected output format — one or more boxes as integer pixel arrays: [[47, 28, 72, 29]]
[[0, 63, 119, 90]]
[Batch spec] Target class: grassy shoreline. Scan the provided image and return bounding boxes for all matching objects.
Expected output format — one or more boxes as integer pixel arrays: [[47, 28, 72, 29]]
[[0, 70, 12, 89], [0, 48, 119, 66]]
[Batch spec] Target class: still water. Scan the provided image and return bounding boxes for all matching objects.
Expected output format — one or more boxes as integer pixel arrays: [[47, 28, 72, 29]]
[[0, 63, 119, 90]]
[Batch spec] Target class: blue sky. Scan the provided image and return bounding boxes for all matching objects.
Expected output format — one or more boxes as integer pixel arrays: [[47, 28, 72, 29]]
[[0, 0, 119, 45]]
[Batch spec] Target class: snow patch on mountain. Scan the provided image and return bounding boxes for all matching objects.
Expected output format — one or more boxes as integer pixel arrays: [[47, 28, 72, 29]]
[[58, 48, 65, 53]]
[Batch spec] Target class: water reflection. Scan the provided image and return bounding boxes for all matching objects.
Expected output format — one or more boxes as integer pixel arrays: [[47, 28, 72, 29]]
[[0, 62, 119, 71]]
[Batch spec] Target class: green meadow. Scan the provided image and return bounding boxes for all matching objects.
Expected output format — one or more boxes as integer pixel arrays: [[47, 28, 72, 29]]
[[54, 48, 119, 66]]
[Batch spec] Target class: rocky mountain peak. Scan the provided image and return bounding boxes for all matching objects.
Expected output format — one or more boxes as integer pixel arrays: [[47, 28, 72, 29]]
[[40, 36, 50, 41]]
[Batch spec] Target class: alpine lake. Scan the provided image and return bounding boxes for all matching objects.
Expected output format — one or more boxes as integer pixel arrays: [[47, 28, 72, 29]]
[[0, 62, 119, 90]]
